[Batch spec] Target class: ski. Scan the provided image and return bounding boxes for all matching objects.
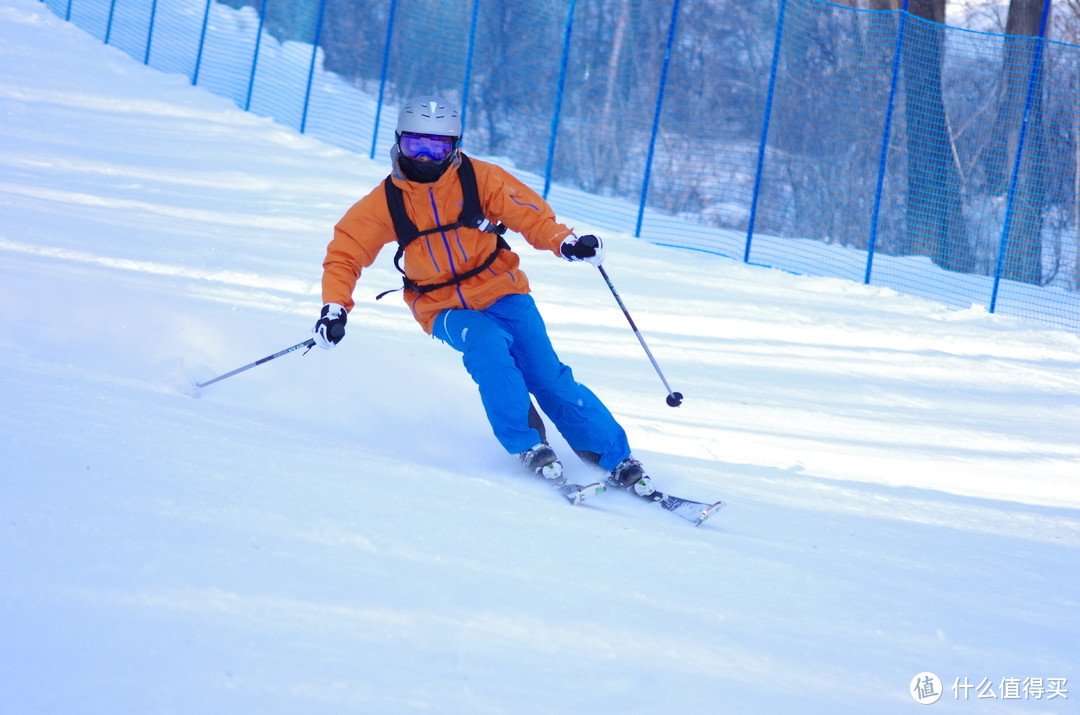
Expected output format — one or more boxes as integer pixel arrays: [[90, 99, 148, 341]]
[[530, 461, 720, 522], [649, 492, 726, 527], [556, 479, 606, 505], [552, 477, 722, 523], [524, 453, 606, 506]]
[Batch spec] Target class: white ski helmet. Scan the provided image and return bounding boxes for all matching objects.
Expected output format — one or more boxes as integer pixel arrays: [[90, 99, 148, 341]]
[[396, 96, 462, 138]]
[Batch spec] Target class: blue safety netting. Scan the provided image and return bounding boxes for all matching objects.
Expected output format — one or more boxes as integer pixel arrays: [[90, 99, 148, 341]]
[[38, 0, 1080, 330]]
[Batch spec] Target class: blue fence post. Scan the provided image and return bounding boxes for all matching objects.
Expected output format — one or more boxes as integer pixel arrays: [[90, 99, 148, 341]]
[[459, 0, 483, 133], [243, 0, 268, 112], [990, 0, 1052, 313], [103, 0, 117, 44], [543, 0, 577, 200], [370, 0, 397, 159], [64, 0, 72, 21], [865, 0, 910, 284], [744, 0, 787, 264], [191, 0, 211, 86], [635, 0, 681, 239], [299, 0, 328, 134], [143, 0, 159, 65]]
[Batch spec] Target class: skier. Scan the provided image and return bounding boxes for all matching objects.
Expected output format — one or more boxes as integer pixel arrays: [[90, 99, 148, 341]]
[[313, 95, 656, 499]]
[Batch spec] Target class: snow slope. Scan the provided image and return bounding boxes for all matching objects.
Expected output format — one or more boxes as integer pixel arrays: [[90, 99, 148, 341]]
[[1, 1, 1078, 712]]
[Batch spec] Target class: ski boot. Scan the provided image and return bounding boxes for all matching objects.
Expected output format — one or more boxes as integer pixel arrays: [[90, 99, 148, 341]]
[[609, 456, 661, 502], [519, 441, 564, 482]]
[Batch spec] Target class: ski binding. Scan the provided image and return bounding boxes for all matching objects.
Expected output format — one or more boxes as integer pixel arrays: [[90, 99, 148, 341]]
[[559, 480, 606, 505]]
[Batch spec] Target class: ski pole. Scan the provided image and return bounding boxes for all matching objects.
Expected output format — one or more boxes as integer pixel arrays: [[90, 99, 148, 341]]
[[195, 338, 316, 390], [597, 264, 684, 407]]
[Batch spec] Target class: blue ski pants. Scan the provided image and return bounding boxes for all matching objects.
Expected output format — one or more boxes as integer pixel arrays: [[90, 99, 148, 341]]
[[433, 293, 630, 471]]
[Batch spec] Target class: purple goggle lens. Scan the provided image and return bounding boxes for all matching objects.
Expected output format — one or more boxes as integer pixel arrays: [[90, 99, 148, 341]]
[[399, 133, 455, 161]]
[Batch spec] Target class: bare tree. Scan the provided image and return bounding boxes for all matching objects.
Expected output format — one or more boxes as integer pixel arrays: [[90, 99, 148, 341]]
[[984, 0, 1050, 285], [900, 0, 974, 272]]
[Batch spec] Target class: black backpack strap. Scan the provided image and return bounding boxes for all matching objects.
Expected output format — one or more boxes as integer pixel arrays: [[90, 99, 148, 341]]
[[402, 235, 511, 295], [456, 155, 483, 229], [377, 156, 509, 300], [456, 155, 507, 234], [383, 177, 421, 279], [383, 176, 419, 245]]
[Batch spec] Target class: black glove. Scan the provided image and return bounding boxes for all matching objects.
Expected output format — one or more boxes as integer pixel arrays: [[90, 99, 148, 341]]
[[560, 234, 605, 266], [313, 303, 347, 349]]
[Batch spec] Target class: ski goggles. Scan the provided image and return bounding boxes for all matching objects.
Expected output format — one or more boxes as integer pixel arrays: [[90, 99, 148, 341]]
[[399, 132, 456, 161]]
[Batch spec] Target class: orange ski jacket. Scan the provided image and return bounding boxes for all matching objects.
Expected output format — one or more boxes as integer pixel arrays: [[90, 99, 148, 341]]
[[322, 153, 576, 334]]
